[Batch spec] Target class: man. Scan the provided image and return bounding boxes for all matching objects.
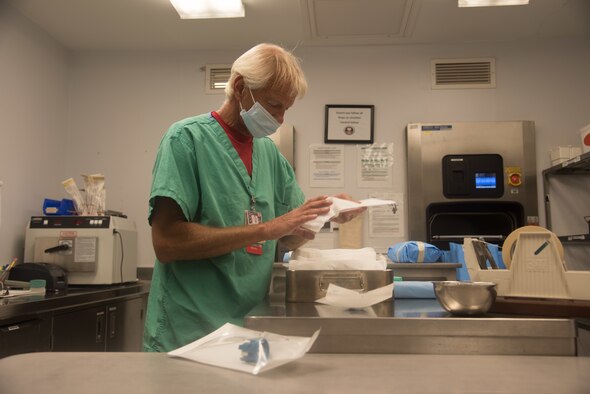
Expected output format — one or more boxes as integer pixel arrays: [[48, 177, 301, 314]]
[[144, 43, 362, 352]]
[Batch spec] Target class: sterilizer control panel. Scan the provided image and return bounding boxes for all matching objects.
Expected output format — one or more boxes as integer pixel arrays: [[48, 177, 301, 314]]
[[442, 154, 504, 198]]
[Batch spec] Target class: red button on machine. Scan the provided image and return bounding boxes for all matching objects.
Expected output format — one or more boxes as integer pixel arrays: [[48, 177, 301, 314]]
[[508, 173, 522, 186]]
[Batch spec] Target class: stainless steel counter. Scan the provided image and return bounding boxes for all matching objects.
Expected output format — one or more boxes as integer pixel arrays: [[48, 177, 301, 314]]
[[245, 299, 577, 356], [1, 352, 589, 394]]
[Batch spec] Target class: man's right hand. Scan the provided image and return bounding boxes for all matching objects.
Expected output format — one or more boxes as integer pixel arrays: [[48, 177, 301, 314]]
[[263, 195, 332, 241]]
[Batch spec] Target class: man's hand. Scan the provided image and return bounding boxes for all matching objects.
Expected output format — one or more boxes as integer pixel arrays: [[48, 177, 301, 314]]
[[264, 195, 332, 240], [330, 193, 366, 224]]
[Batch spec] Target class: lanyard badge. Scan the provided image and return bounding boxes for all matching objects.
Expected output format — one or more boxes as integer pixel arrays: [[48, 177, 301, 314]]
[[245, 195, 264, 255]]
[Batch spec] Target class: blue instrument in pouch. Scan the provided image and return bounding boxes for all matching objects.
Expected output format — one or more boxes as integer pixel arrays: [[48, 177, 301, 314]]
[[239, 338, 270, 364]]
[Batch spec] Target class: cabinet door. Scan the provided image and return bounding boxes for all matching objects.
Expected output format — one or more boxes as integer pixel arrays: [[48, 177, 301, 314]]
[[52, 305, 107, 351], [0, 318, 51, 358], [105, 296, 147, 352]]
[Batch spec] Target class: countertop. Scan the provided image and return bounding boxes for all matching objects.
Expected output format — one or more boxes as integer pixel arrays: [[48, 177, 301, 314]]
[[245, 299, 578, 355], [0, 352, 588, 394], [0, 280, 150, 324]]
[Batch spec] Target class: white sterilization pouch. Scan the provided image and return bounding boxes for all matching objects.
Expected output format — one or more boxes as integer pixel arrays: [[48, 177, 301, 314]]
[[168, 323, 320, 375]]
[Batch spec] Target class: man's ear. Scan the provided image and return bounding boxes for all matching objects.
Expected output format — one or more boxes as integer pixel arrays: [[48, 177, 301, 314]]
[[233, 75, 245, 101]]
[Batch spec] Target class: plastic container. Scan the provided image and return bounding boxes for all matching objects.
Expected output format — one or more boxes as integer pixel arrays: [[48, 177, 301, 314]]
[[29, 279, 46, 295], [43, 198, 75, 215], [42, 199, 61, 215], [550, 146, 581, 166]]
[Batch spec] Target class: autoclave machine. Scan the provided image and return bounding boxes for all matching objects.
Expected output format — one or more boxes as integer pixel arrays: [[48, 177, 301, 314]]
[[406, 121, 538, 249]]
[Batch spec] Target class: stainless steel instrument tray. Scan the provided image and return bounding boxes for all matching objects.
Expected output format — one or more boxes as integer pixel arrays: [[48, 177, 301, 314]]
[[286, 269, 393, 302]]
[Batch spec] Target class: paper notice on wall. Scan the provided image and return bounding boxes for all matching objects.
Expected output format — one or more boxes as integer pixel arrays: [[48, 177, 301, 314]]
[[357, 143, 393, 188], [368, 192, 404, 238], [310, 144, 344, 188]]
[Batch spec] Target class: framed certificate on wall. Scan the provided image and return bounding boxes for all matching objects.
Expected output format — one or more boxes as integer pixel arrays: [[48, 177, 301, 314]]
[[324, 104, 374, 144]]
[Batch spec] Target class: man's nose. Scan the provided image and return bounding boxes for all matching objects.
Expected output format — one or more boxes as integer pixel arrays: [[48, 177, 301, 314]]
[[274, 111, 285, 125]]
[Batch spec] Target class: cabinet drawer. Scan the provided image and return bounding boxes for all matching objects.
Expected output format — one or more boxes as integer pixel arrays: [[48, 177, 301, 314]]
[[0, 319, 50, 358]]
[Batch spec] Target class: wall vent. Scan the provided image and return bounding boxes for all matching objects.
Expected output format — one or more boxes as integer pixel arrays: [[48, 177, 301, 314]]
[[205, 64, 231, 94], [431, 58, 496, 89]]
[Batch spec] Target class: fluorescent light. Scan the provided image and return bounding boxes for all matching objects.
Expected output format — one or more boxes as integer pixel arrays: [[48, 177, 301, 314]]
[[458, 0, 529, 7], [170, 0, 245, 19]]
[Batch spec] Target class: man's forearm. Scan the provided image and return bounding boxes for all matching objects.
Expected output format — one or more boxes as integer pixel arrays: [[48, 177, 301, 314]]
[[154, 221, 271, 263], [279, 234, 309, 251]]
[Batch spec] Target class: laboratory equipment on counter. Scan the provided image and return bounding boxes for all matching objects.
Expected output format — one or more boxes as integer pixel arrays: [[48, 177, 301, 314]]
[[24, 216, 137, 285], [8, 262, 68, 291]]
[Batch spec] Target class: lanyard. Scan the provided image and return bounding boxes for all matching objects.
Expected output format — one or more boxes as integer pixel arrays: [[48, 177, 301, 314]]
[[249, 193, 256, 212]]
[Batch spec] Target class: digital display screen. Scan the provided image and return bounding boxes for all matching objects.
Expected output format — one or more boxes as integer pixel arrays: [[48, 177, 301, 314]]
[[475, 173, 497, 189]]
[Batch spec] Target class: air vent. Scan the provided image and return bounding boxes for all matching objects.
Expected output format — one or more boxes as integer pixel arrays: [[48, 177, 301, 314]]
[[205, 64, 231, 94], [431, 58, 496, 89]]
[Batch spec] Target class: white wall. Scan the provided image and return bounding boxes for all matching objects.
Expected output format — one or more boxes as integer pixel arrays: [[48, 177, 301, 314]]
[[65, 39, 590, 264], [65, 50, 244, 267], [0, 4, 69, 263], [1, 2, 589, 266]]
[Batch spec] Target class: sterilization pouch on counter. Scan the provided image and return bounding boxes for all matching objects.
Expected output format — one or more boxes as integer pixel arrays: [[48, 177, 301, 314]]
[[288, 247, 387, 270], [168, 323, 320, 375], [388, 241, 442, 263], [315, 282, 394, 308], [302, 197, 397, 233]]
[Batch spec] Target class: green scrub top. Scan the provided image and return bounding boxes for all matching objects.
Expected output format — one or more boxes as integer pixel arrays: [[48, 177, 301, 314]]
[[143, 113, 305, 352]]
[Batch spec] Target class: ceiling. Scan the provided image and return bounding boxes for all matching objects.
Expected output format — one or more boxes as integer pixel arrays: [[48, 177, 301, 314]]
[[6, 0, 590, 51]]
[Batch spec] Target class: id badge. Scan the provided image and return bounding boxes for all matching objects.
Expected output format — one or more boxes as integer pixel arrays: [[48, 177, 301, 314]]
[[245, 210, 264, 255]]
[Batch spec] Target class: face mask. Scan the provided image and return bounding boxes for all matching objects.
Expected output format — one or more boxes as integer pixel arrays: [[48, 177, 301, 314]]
[[240, 88, 281, 138]]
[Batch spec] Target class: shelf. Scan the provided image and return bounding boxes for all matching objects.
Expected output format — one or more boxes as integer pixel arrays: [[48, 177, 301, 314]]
[[542, 151, 590, 176], [542, 151, 590, 231]]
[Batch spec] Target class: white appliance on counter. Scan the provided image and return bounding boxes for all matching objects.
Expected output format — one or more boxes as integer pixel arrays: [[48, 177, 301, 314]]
[[24, 216, 137, 285]]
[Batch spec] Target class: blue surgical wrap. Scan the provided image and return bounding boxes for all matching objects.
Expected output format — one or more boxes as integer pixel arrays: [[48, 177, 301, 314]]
[[394, 281, 436, 299], [388, 241, 442, 263]]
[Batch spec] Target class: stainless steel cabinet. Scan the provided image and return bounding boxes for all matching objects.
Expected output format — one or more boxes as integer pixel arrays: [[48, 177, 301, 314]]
[[51, 296, 147, 352]]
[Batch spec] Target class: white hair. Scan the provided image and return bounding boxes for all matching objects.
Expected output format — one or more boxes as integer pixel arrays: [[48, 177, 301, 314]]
[[225, 43, 307, 99]]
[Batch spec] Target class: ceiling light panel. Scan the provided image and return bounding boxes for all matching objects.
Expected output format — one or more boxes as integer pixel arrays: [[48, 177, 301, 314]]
[[170, 0, 245, 19], [458, 0, 529, 7]]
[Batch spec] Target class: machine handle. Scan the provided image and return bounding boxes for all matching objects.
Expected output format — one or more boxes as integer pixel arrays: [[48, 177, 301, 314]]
[[44, 244, 70, 253], [96, 311, 105, 343], [108, 306, 117, 339]]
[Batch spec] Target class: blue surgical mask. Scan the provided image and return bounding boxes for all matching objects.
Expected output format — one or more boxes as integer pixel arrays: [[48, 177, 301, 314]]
[[240, 88, 281, 138]]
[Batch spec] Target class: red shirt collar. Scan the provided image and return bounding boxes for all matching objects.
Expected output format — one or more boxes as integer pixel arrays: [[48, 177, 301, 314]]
[[211, 111, 252, 143]]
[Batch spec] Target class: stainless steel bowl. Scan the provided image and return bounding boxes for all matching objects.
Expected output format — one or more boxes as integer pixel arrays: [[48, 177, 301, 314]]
[[433, 281, 497, 316]]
